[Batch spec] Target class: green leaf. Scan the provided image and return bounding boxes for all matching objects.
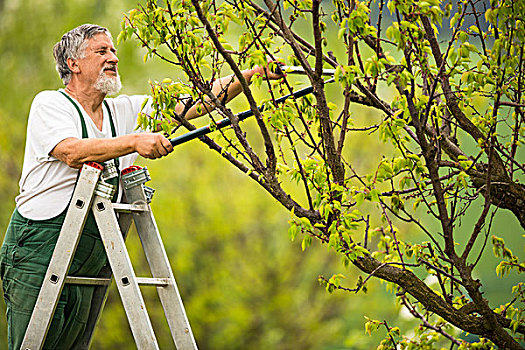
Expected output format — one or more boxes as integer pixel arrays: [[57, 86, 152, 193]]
[[301, 235, 312, 251], [369, 189, 380, 202], [338, 27, 346, 39], [288, 222, 298, 241], [355, 192, 365, 207]]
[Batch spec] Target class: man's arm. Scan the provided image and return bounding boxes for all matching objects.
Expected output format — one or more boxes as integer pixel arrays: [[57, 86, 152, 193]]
[[50, 132, 173, 168], [179, 65, 283, 120], [51, 65, 281, 168]]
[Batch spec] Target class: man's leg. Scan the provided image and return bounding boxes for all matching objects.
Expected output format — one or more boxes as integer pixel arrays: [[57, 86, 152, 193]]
[[0, 210, 107, 349], [0, 210, 62, 349], [44, 232, 107, 349]]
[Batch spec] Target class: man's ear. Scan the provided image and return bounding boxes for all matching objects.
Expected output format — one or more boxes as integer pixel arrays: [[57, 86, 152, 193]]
[[67, 58, 80, 74]]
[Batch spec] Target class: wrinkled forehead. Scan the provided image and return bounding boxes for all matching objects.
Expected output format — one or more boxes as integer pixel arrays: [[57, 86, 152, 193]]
[[85, 33, 115, 51]]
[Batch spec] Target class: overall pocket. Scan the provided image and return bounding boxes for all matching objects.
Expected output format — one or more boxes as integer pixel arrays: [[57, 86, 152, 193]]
[[12, 224, 60, 271]]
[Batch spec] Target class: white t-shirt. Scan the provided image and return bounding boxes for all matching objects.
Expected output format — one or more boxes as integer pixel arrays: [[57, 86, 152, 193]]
[[16, 89, 153, 220]]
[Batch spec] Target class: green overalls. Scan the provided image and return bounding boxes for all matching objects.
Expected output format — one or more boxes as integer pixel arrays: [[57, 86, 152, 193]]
[[0, 94, 119, 350]]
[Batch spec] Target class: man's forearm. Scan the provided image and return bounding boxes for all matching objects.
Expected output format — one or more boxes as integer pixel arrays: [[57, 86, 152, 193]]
[[178, 69, 254, 120], [50, 135, 137, 168], [180, 65, 280, 121], [50, 133, 172, 168]]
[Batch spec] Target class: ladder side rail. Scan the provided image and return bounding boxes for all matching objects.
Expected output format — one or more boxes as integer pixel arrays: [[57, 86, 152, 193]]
[[125, 184, 198, 350], [21, 165, 102, 350], [92, 194, 160, 350], [74, 211, 134, 350]]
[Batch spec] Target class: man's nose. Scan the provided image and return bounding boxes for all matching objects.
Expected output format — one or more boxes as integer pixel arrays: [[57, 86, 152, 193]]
[[108, 51, 119, 64]]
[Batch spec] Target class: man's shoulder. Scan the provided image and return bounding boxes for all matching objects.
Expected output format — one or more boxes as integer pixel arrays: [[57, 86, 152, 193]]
[[34, 89, 63, 100], [28, 90, 76, 122], [32, 89, 67, 108]]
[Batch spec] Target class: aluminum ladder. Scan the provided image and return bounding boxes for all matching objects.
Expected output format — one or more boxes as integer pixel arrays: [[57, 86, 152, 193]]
[[20, 162, 198, 350]]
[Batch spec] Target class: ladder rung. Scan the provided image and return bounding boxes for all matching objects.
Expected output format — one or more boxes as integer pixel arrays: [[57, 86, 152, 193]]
[[65, 276, 170, 287], [66, 276, 111, 286], [136, 277, 170, 287], [112, 203, 148, 213]]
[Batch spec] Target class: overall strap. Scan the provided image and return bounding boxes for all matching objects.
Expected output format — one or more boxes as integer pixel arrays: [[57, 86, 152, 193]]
[[59, 91, 121, 202], [102, 100, 121, 202], [59, 90, 88, 138], [102, 100, 119, 169], [103, 100, 117, 138]]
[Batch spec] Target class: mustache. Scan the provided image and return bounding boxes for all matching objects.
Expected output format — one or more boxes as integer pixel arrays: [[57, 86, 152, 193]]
[[101, 64, 118, 74]]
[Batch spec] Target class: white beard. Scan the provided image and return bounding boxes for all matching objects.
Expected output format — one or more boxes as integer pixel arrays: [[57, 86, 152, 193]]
[[94, 71, 122, 96]]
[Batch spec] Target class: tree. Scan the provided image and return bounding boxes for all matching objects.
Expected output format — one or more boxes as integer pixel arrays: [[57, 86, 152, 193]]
[[125, 0, 525, 348], [0, 1, 395, 348]]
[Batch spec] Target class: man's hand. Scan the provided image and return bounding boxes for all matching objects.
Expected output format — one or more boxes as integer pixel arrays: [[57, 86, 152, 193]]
[[133, 133, 173, 159], [249, 60, 285, 81]]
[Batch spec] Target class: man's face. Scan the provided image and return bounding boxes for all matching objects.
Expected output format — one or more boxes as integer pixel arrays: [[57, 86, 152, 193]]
[[76, 33, 120, 93]]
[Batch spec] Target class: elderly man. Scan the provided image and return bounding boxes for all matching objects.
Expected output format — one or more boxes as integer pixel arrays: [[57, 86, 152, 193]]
[[0, 23, 280, 349]]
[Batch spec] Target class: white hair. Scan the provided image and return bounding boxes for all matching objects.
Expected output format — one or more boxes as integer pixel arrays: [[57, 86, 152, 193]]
[[53, 24, 112, 85]]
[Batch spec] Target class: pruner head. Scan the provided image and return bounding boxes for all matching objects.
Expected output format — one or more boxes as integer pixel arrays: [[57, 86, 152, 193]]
[[274, 65, 336, 76]]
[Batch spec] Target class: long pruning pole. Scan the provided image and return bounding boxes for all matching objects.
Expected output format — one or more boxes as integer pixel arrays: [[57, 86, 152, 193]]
[[169, 67, 334, 147]]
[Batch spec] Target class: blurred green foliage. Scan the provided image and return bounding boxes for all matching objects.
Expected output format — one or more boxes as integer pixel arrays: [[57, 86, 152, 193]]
[[1, 0, 523, 349]]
